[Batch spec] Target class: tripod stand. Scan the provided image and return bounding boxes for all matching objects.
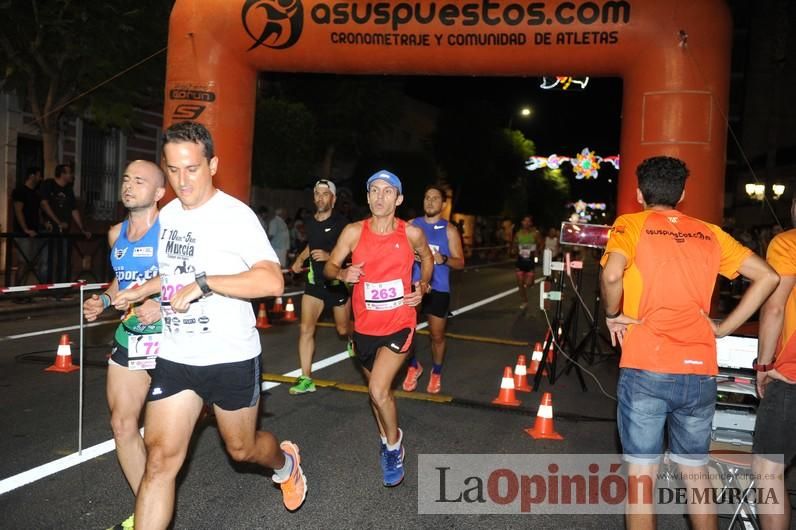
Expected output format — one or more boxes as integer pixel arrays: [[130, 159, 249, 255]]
[[561, 257, 618, 383], [531, 255, 587, 391]]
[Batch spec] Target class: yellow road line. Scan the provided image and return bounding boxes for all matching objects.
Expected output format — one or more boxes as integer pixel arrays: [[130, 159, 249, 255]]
[[315, 322, 528, 347], [262, 373, 453, 403]]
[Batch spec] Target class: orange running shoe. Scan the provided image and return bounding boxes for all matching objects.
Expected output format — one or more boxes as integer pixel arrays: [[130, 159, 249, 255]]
[[401, 362, 423, 392], [273, 441, 307, 511], [426, 372, 442, 394]]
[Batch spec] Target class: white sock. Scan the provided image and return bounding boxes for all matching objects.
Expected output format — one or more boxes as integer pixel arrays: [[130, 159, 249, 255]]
[[385, 429, 402, 452], [273, 451, 294, 481], [380, 435, 387, 446]]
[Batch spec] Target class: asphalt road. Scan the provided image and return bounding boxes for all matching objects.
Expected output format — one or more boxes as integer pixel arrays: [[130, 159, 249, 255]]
[[0, 261, 785, 529]]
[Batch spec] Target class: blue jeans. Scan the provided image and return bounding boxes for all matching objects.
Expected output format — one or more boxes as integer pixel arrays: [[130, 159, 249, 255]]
[[617, 368, 716, 466]]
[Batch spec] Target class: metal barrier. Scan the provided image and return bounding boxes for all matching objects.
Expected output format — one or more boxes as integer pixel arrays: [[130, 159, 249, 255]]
[[78, 282, 110, 453], [1, 232, 110, 288]]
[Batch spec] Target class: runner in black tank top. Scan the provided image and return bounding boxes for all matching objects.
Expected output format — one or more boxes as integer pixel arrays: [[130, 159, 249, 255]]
[[288, 180, 352, 395]]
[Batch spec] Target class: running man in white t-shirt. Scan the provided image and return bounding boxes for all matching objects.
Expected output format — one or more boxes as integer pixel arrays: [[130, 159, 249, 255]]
[[114, 122, 307, 528]]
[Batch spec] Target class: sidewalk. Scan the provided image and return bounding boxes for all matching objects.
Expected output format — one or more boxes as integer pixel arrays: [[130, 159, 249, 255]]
[[0, 292, 82, 320]]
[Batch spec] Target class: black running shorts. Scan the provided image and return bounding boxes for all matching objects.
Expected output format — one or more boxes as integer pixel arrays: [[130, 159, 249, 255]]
[[419, 290, 451, 319], [109, 338, 131, 367], [147, 356, 261, 411], [352, 327, 415, 371], [516, 257, 534, 273], [304, 281, 350, 308]]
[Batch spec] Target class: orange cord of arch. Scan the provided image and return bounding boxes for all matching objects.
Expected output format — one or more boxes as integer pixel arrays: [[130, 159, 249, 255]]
[[163, 0, 730, 223]]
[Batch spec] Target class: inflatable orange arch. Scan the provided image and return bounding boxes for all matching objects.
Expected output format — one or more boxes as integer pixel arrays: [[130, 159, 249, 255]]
[[164, 0, 730, 222]]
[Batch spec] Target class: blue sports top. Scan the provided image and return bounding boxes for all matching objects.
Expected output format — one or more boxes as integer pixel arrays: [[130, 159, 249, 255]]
[[111, 218, 161, 337], [412, 217, 451, 293], [112, 218, 160, 290]]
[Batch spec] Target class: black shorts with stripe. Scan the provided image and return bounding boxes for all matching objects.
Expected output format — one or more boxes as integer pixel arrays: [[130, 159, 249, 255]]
[[352, 327, 414, 371]]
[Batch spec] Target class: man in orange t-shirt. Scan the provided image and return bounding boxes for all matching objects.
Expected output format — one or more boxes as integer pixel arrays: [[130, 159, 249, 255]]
[[600, 156, 778, 530], [753, 200, 796, 530]]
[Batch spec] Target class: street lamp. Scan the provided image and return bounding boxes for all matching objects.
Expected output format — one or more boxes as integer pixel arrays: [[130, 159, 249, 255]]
[[744, 183, 786, 201], [745, 183, 765, 201], [508, 106, 533, 129]]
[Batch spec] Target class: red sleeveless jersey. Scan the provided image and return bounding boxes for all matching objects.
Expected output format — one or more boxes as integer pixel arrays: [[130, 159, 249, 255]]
[[352, 218, 416, 336]]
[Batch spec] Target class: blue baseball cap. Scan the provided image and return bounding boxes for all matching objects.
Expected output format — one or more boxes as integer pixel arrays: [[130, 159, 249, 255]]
[[366, 170, 402, 195]]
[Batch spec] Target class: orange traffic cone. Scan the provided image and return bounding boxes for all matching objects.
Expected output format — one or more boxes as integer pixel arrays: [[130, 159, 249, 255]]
[[272, 296, 284, 316], [45, 334, 79, 373], [528, 342, 544, 375], [547, 341, 556, 367], [492, 366, 521, 406], [255, 303, 271, 329], [514, 354, 532, 392], [282, 297, 297, 322], [525, 392, 564, 440]]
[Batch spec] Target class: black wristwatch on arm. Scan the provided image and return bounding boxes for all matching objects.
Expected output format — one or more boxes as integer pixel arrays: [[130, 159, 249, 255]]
[[195, 272, 212, 297]]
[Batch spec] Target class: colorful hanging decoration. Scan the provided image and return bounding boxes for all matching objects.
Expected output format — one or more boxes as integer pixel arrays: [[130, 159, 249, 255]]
[[539, 76, 590, 91], [526, 148, 620, 180]]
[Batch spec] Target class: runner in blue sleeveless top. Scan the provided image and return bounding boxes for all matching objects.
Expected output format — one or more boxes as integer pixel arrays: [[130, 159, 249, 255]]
[[403, 185, 465, 394], [82, 161, 165, 527], [111, 217, 161, 343]]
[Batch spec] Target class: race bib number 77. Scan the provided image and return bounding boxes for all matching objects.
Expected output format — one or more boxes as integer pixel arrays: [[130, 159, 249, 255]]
[[128, 332, 161, 370]]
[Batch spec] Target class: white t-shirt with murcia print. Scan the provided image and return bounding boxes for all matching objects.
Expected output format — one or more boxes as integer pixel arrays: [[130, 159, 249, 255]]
[[157, 190, 278, 366]]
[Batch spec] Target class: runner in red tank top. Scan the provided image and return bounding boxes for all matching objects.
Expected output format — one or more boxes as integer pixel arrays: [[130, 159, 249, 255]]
[[350, 216, 416, 335], [325, 170, 433, 488]]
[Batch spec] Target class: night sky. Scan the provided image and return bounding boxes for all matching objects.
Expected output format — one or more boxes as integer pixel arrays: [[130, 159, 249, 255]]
[[406, 75, 624, 207]]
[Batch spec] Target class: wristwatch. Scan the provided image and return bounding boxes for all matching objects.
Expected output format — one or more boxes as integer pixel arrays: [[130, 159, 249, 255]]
[[752, 358, 773, 372], [195, 272, 212, 297], [441, 254, 449, 264]]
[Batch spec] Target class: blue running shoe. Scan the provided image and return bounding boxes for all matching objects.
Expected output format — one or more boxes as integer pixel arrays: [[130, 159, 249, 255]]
[[382, 431, 405, 487]]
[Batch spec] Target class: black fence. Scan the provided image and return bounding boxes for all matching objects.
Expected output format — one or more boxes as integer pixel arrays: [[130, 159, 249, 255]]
[[2, 233, 111, 287]]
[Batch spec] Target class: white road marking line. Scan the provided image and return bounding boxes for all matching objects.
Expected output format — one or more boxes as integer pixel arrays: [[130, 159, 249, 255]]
[[0, 320, 115, 342], [262, 287, 519, 390]]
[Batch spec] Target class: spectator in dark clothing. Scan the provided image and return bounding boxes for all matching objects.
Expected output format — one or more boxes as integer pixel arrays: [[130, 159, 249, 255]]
[[13, 167, 42, 236], [11, 167, 46, 283], [39, 164, 90, 283], [40, 164, 91, 237]]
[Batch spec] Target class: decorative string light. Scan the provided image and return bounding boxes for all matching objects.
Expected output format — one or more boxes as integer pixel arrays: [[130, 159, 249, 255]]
[[526, 148, 620, 179], [539, 76, 590, 90]]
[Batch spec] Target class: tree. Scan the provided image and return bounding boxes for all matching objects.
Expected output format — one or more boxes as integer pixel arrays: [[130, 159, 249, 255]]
[[0, 0, 171, 176], [526, 168, 571, 228], [433, 104, 533, 215], [269, 73, 405, 180]]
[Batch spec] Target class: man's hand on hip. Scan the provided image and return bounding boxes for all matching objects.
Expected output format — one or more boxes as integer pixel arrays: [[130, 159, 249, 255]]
[[605, 313, 640, 347]]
